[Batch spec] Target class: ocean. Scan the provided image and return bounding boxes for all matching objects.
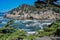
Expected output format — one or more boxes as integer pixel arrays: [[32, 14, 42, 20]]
[[0, 13, 10, 28], [0, 13, 52, 32]]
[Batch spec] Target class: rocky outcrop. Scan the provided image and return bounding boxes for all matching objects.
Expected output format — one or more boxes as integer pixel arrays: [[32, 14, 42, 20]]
[[5, 11, 57, 20], [4, 4, 60, 20]]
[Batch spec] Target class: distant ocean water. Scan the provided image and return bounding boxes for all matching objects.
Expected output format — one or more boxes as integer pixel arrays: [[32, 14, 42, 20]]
[[0, 13, 10, 28]]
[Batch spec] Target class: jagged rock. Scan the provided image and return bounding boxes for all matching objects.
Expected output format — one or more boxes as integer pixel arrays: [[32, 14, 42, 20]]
[[4, 4, 60, 20]]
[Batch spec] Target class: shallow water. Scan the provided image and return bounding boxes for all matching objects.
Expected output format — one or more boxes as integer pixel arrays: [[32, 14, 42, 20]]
[[10, 20, 52, 32]]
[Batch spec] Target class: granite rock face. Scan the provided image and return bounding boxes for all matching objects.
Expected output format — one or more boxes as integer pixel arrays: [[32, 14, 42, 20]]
[[5, 4, 60, 20]]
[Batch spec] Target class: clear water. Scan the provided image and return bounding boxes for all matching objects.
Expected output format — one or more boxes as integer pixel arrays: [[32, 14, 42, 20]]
[[10, 20, 43, 32]]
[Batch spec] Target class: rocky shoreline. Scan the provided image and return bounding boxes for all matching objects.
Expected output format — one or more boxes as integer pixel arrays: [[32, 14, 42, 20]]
[[4, 4, 60, 20], [4, 10, 57, 20]]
